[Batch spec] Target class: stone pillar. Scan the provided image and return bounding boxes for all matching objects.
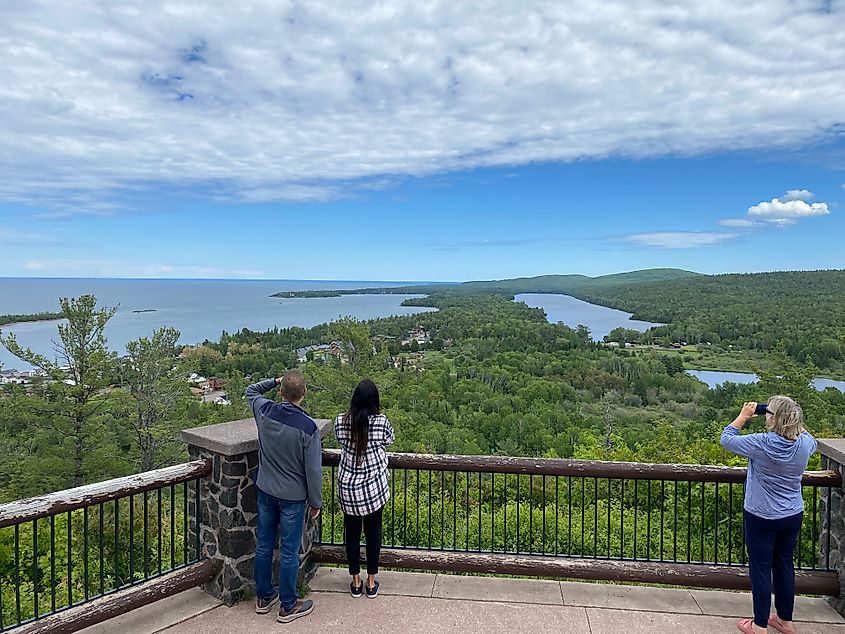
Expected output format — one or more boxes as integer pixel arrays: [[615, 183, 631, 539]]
[[181, 417, 332, 605], [818, 439, 845, 616]]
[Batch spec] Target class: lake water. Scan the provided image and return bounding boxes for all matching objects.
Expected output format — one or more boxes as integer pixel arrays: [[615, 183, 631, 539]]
[[687, 369, 845, 393], [515, 293, 662, 341], [0, 278, 435, 370]]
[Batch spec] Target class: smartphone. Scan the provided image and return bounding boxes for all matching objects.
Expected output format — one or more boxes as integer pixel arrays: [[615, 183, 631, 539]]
[[754, 402, 769, 416]]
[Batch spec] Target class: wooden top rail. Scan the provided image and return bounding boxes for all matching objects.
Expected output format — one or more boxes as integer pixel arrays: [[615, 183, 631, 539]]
[[322, 449, 841, 487], [0, 459, 211, 529]]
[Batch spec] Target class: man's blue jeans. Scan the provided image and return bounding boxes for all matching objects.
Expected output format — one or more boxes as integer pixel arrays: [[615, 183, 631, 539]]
[[254, 489, 305, 612]]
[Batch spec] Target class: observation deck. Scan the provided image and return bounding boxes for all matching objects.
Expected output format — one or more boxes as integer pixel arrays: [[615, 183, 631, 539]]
[[3, 420, 845, 633]]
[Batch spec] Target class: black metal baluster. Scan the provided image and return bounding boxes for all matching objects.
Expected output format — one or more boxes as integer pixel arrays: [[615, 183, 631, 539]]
[[390, 469, 395, 546], [516, 474, 520, 554], [50, 514, 55, 613], [567, 477, 572, 557], [542, 475, 547, 555], [403, 469, 408, 547], [182, 482, 187, 566], [503, 473, 507, 551], [812, 486, 818, 569], [673, 481, 678, 562], [33, 518, 39, 618], [15, 523, 21, 623], [82, 506, 88, 601], [114, 499, 119, 589], [441, 471, 445, 549], [555, 476, 560, 556], [714, 483, 719, 565], [529, 474, 534, 555], [465, 472, 469, 551], [798, 499, 804, 567], [660, 480, 665, 562], [129, 494, 135, 580], [416, 469, 420, 547], [728, 483, 733, 565], [143, 490, 149, 579], [633, 479, 638, 560], [67, 511, 72, 607], [428, 470, 432, 548], [646, 480, 651, 561], [593, 477, 598, 558], [194, 478, 201, 561], [170, 484, 175, 570], [824, 487, 831, 570], [491, 473, 495, 553], [477, 472, 482, 552], [580, 476, 585, 556], [331, 466, 336, 543], [452, 471, 457, 549], [620, 479, 625, 559], [99, 503, 104, 596], [157, 489, 162, 576], [687, 481, 692, 563], [182, 483, 187, 566], [607, 478, 612, 558], [700, 482, 705, 564]]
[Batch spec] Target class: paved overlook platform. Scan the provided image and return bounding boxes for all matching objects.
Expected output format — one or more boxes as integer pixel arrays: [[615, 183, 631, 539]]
[[82, 568, 845, 634]]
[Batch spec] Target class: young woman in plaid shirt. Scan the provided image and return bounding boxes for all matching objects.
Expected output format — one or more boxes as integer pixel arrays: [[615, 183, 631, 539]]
[[335, 379, 395, 598]]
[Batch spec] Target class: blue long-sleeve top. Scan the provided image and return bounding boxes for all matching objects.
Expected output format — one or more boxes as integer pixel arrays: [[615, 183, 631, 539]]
[[720, 425, 816, 520]]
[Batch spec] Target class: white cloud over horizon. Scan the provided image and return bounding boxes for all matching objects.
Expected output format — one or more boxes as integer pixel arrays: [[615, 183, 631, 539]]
[[1, 1, 844, 214], [22, 259, 267, 278], [747, 197, 830, 223], [620, 231, 739, 249]]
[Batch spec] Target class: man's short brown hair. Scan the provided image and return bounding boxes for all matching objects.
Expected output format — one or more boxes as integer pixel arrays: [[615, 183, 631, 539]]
[[280, 370, 306, 402]]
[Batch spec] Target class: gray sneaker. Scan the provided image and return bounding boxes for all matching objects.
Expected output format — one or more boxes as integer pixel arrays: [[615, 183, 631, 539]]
[[278, 599, 314, 623], [255, 591, 279, 614]]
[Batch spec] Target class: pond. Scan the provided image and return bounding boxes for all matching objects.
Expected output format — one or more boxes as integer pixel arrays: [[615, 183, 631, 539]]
[[686, 370, 845, 393]]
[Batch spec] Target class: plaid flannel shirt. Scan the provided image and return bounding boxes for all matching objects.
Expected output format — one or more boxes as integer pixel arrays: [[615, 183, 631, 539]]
[[335, 413, 395, 516]]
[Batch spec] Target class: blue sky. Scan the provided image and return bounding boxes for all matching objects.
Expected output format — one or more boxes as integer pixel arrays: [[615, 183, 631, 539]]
[[1, 1, 843, 282]]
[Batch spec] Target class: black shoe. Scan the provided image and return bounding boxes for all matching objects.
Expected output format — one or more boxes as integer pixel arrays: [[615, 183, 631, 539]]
[[350, 581, 363, 598], [255, 591, 279, 614], [278, 599, 314, 623], [366, 580, 379, 599]]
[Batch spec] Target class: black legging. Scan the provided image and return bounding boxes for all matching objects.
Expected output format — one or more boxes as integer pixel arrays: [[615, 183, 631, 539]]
[[344, 507, 384, 576]]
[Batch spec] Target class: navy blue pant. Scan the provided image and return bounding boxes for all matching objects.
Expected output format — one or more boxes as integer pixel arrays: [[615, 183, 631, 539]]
[[744, 510, 803, 629]]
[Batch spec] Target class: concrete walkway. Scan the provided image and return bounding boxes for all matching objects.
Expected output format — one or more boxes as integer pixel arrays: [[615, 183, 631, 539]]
[[109, 568, 845, 633]]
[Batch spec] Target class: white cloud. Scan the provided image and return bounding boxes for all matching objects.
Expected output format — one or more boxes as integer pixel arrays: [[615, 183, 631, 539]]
[[782, 189, 814, 202], [0, 1, 844, 212], [717, 218, 755, 228], [747, 198, 830, 222], [621, 231, 738, 249], [22, 259, 266, 278]]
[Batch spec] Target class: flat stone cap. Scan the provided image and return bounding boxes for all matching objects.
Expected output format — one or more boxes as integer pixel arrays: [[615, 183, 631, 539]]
[[181, 417, 333, 457], [817, 438, 845, 467]]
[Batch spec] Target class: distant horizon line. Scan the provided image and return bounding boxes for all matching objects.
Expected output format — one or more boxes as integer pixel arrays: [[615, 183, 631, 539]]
[[2, 267, 844, 284]]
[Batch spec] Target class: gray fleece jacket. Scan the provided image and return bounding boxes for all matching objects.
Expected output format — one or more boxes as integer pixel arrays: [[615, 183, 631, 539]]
[[245, 379, 322, 509]]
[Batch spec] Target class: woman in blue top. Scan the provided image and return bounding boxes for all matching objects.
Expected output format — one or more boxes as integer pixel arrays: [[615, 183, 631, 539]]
[[721, 396, 816, 634]]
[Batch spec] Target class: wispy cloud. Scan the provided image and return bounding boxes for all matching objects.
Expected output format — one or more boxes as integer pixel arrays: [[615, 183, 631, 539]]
[[717, 218, 755, 228], [0, 1, 843, 213], [22, 259, 267, 278], [620, 232, 738, 249]]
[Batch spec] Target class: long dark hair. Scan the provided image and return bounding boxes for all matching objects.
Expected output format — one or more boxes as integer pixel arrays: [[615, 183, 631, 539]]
[[344, 379, 380, 466]]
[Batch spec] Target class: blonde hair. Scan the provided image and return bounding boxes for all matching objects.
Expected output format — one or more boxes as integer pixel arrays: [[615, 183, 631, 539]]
[[765, 395, 804, 441]]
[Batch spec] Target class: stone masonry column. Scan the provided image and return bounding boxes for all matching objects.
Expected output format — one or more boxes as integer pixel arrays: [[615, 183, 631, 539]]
[[817, 439, 845, 616], [181, 417, 332, 605]]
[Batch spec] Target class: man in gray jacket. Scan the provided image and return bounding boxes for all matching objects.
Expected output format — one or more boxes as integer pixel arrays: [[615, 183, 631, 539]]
[[246, 370, 322, 623]]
